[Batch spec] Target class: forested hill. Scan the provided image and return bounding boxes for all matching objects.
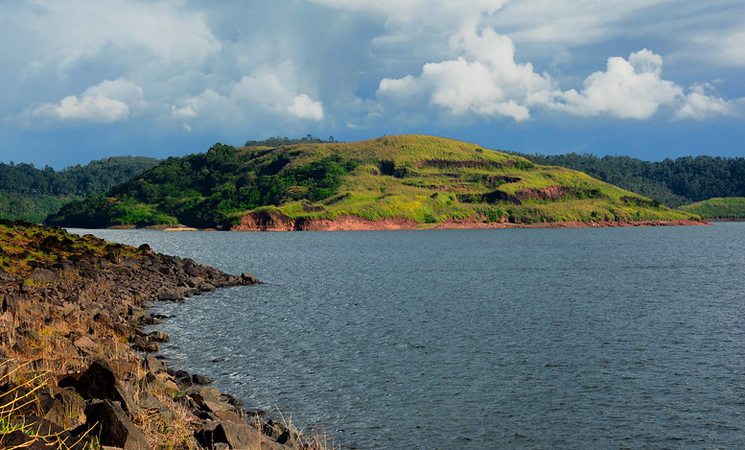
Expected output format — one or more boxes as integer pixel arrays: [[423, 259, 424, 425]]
[[0, 156, 160, 222], [0, 156, 160, 196], [516, 153, 745, 207]]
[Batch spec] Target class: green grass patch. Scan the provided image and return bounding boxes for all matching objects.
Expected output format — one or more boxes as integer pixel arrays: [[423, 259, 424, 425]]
[[679, 197, 745, 219]]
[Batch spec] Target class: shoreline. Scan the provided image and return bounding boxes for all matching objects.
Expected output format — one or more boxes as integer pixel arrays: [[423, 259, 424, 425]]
[[0, 220, 310, 450], [230, 213, 710, 231]]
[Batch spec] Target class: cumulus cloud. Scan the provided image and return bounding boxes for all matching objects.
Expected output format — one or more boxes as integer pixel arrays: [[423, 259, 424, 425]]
[[4, 0, 742, 146], [379, 34, 738, 123], [169, 62, 324, 129], [553, 49, 683, 119], [27, 79, 145, 123], [674, 84, 734, 120], [378, 27, 552, 121], [288, 94, 325, 121]]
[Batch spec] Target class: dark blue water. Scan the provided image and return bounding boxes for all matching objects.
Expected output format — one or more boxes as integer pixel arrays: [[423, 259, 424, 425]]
[[77, 223, 745, 449]]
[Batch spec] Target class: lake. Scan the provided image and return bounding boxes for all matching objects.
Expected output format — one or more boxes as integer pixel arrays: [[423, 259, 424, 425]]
[[74, 223, 745, 449]]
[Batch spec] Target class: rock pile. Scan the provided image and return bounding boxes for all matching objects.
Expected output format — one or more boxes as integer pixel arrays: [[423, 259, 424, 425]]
[[0, 221, 308, 450]]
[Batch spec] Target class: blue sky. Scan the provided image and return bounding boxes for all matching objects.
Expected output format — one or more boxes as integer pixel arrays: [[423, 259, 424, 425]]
[[1, 0, 743, 169]]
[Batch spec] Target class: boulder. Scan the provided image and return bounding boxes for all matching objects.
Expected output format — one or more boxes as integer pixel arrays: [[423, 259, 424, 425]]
[[132, 336, 159, 353], [241, 273, 260, 285], [191, 373, 213, 385], [63, 360, 137, 413], [143, 354, 165, 373], [0, 429, 56, 450], [157, 288, 180, 301], [195, 421, 265, 450], [198, 282, 216, 293], [85, 400, 150, 450], [146, 331, 169, 343]]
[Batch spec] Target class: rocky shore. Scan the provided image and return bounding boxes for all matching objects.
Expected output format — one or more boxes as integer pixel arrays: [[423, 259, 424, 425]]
[[0, 220, 314, 450]]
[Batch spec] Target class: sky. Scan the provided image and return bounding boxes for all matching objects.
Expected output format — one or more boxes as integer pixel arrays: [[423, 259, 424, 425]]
[[1, 0, 744, 169]]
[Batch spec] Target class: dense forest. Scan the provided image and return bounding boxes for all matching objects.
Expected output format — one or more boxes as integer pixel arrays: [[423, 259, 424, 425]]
[[46, 143, 358, 228], [515, 153, 745, 207], [0, 156, 160, 222]]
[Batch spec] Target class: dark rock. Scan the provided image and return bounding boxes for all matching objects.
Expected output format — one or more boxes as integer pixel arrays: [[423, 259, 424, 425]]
[[71, 360, 138, 413], [241, 273, 260, 285], [195, 421, 263, 450], [157, 288, 180, 301], [137, 243, 151, 253], [132, 337, 159, 353], [85, 400, 150, 450], [147, 331, 169, 343], [191, 373, 213, 385], [0, 429, 56, 450], [143, 354, 165, 373], [198, 282, 216, 293], [261, 420, 301, 450], [141, 315, 163, 325]]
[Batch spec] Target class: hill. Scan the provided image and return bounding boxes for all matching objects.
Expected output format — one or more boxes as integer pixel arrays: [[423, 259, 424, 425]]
[[0, 156, 160, 222], [679, 197, 745, 219], [45, 135, 701, 229], [516, 152, 745, 208]]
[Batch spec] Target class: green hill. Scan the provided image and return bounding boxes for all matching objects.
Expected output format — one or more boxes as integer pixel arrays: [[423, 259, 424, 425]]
[[679, 197, 745, 219], [516, 152, 745, 208], [0, 156, 160, 222], [45, 135, 699, 229]]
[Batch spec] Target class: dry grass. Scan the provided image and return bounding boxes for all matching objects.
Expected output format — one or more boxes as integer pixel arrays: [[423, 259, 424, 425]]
[[0, 359, 98, 450], [275, 406, 339, 450]]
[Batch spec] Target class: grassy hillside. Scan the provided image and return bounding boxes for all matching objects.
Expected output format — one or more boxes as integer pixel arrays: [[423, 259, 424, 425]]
[[46, 135, 698, 228], [518, 152, 745, 207], [679, 197, 745, 219]]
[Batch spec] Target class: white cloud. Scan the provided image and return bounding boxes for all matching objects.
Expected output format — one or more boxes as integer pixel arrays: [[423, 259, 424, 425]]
[[378, 26, 553, 121], [674, 84, 734, 120], [490, 0, 670, 45], [27, 79, 145, 123], [690, 29, 745, 68], [169, 62, 324, 129], [288, 94, 325, 121], [25, 0, 221, 72], [553, 49, 683, 119]]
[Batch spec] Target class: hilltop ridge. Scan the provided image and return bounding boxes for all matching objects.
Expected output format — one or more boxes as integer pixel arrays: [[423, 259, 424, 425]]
[[46, 135, 702, 229]]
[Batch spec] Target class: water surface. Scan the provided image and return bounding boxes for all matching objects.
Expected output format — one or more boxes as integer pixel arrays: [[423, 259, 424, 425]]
[[77, 223, 745, 449]]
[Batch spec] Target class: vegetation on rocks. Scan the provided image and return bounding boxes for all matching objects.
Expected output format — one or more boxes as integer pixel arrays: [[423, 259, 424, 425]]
[[45, 135, 698, 229], [0, 220, 335, 449]]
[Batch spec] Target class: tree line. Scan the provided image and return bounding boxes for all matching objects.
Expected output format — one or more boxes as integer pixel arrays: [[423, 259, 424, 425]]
[[0, 156, 159, 222], [244, 134, 339, 147], [515, 153, 745, 207], [0, 157, 160, 197]]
